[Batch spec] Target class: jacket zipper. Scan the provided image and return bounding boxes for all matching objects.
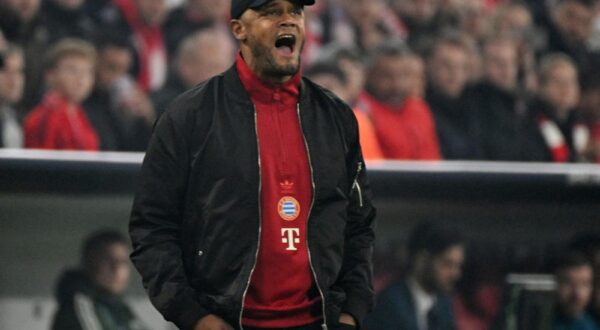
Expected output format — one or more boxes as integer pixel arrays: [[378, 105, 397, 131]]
[[297, 104, 328, 330], [352, 162, 364, 207], [239, 106, 262, 329]]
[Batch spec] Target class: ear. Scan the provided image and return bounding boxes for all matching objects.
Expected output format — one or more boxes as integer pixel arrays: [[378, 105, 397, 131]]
[[230, 19, 247, 42], [45, 69, 56, 89]]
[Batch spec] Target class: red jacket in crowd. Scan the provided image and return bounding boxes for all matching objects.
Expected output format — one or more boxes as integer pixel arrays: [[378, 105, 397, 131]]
[[24, 91, 99, 150]]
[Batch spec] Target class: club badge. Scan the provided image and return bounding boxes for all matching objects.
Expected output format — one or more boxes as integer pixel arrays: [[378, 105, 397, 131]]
[[278, 196, 300, 221]]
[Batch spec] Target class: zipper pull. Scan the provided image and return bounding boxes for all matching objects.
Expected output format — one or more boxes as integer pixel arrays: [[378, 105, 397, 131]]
[[352, 161, 364, 207]]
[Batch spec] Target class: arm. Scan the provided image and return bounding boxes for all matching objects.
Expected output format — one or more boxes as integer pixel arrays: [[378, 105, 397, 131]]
[[337, 111, 377, 328], [129, 110, 209, 330]]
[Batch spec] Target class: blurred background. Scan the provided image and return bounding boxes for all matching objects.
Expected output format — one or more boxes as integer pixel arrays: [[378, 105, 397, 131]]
[[1, 0, 600, 329]]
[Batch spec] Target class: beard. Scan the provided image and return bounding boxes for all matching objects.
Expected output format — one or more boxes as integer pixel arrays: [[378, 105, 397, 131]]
[[247, 34, 303, 79]]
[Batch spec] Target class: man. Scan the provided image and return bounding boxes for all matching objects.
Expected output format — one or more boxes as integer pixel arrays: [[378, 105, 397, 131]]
[[524, 54, 588, 162], [356, 42, 441, 160], [129, 0, 376, 329], [152, 28, 235, 115], [462, 35, 535, 161], [85, 34, 156, 151], [52, 230, 147, 330], [0, 45, 24, 148], [364, 222, 465, 330], [552, 251, 599, 330], [425, 34, 482, 160], [545, 0, 600, 75]]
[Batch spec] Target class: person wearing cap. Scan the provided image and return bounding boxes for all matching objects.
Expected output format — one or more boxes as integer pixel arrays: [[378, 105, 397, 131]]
[[129, 0, 376, 330]]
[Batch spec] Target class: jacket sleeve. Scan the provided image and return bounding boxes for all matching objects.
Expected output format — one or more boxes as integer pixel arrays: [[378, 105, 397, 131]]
[[129, 110, 209, 330], [337, 108, 377, 327]]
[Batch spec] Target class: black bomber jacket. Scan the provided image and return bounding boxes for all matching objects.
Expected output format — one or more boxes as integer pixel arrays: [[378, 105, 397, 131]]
[[129, 65, 376, 330]]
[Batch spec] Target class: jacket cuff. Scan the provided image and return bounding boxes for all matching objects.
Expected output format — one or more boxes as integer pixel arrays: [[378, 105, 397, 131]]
[[341, 295, 372, 329], [171, 299, 211, 330]]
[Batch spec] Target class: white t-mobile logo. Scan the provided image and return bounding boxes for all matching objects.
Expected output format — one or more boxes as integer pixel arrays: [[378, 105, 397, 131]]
[[281, 228, 300, 251]]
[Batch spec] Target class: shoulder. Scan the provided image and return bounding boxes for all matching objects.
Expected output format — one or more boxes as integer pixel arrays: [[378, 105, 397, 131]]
[[302, 77, 357, 128], [159, 74, 225, 128]]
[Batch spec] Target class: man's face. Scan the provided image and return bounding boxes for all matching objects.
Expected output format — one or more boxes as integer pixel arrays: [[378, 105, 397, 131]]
[[48, 55, 95, 104], [97, 47, 132, 89], [540, 62, 579, 113], [483, 40, 518, 91], [92, 243, 131, 295], [135, 0, 167, 26], [368, 55, 424, 106], [233, 0, 305, 81], [424, 245, 465, 294], [428, 43, 469, 98], [554, 1, 594, 45], [556, 265, 593, 318], [0, 52, 25, 105]]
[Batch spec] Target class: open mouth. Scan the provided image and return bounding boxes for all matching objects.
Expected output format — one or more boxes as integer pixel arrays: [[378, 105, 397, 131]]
[[275, 34, 296, 56]]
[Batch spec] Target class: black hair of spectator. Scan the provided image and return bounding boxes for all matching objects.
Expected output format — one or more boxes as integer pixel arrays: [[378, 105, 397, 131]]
[[306, 61, 348, 86], [407, 221, 465, 262], [81, 229, 128, 273], [423, 30, 471, 60], [333, 46, 363, 64], [552, 250, 593, 275], [365, 39, 416, 69], [568, 232, 600, 263], [0, 51, 4, 70], [94, 32, 133, 52]]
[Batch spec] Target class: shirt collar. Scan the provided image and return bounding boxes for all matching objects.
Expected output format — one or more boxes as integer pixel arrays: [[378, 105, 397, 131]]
[[235, 52, 300, 105], [408, 278, 437, 330]]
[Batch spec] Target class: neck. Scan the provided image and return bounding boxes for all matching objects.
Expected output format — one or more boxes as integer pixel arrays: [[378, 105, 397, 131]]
[[240, 48, 293, 84]]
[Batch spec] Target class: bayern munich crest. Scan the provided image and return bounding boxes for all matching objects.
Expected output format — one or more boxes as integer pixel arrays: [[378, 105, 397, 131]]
[[278, 196, 300, 221]]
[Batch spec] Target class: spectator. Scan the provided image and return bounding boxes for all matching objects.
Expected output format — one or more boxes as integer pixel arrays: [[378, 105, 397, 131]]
[[151, 28, 234, 114], [85, 34, 155, 151], [41, 0, 96, 44], [0, 45, 24, 148], [463, 35, 534, 161], [552, 251, 599, 330], [425, 34, 483, 160], [95, 0, 169, 92], [357, 42, 441, 160], [23, 39, 99, 150], [306, 60, 383, 160], [163, 0, 230, 56], [0, 0, 49, 110], [364, 222, 465, 330], [544, 0, 600, 74], [51, 230, 148, 330], [524, 54, 590, 162]]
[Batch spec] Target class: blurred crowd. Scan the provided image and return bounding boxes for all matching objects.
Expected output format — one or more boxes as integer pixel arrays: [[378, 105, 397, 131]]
[[1, 0, 600, 162]]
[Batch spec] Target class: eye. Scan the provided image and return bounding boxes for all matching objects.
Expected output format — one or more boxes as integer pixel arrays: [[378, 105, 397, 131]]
[[291, 7, 303, 16]]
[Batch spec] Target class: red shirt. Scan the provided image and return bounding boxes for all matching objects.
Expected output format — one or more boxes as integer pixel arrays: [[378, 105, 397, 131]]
[[24, 91, 99, 150], [237, 55, 322, 328], [357, 92, 441, 160]]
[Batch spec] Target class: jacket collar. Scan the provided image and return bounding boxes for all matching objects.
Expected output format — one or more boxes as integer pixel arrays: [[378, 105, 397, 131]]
[[235, 53, 300, 106], [223, 55, 306, 108]]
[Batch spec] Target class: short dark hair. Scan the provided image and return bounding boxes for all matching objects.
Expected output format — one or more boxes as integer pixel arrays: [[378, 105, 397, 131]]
[[306, 61, 348, 85], [552, 250, 592, 275], [366, 40, 417, 69], [81, 229, 128, 272], [568, 232, 600, 263], [407, 222, 464, 261]]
